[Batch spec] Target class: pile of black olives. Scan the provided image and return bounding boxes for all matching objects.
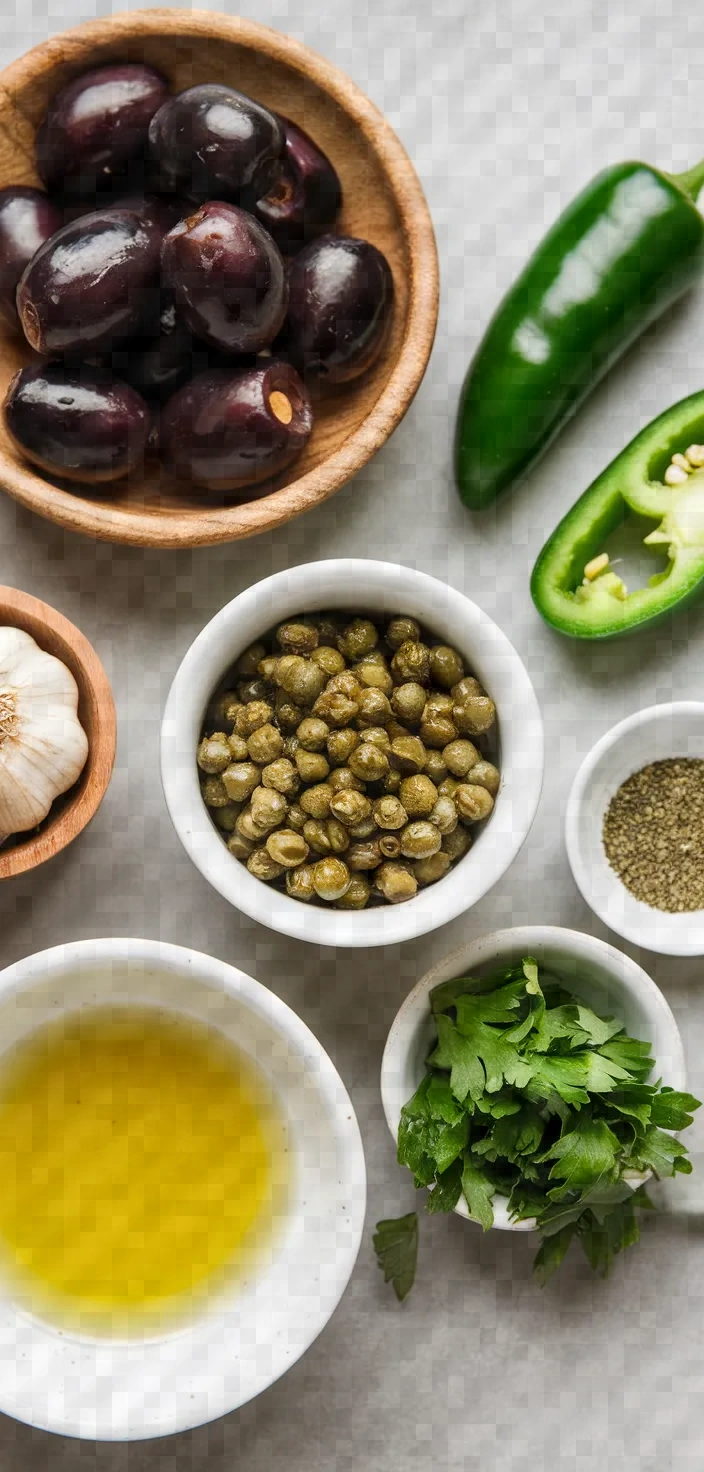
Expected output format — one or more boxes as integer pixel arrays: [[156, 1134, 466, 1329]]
[[0, 65, 394, 495]]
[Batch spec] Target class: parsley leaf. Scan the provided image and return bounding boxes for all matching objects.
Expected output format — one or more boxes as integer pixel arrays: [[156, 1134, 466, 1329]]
[[541, 1116, 621, 1197], [650, 1088, 702, 1131], [461, 1158, 495, 1231], [426, 1158, 463, 1214], [373, 1213, 418, 1301]]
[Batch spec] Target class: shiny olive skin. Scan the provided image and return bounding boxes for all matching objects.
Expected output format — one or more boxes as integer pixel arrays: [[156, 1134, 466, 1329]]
[[254, 117, 341, 252], [0, 187, 62, 327], [161, 201, 288, 354], [4, 362, 150, 483], [148, 84, 284, 202], [160, 360, 312, 491], [17, 206, 163, 355], [280, 235, 394, 382], [36, 64, 169, 198]]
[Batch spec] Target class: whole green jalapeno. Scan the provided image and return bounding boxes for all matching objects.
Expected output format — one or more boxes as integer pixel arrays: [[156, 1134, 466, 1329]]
[[455, 157, 704, 509]]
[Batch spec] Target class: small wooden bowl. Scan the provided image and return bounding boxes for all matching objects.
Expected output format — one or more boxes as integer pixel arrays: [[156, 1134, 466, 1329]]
[[0, 588, 116, 878], [0, 9, 439, 548]]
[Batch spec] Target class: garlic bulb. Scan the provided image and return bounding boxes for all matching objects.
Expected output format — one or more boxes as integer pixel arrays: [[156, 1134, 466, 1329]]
[[0, 627, 89, 843]]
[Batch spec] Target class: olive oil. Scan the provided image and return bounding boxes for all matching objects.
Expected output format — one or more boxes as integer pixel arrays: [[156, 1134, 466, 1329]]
[[0, 1007, 289, 1333]]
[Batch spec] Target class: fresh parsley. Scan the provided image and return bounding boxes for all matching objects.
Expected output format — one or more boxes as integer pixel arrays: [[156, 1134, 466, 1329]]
[[375, 957, 700, 1298]]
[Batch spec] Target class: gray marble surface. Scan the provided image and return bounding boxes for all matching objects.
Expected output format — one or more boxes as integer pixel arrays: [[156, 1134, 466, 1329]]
[[1, 0, 704, 1465]]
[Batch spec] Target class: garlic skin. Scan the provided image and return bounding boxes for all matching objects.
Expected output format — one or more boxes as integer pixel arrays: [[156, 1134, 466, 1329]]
[[0, 627, 89, 843]]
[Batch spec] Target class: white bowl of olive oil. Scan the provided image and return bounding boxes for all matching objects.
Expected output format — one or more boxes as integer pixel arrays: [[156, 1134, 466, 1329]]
[[0, 938, 366, 1441]]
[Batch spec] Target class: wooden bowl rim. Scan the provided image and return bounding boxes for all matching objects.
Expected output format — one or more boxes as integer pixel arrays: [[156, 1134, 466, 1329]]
[[0, 8, 439, 548], [0, 586, 116, 877]]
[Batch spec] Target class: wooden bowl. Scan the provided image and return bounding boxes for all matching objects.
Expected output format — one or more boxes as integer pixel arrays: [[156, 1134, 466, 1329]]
[[0, 9, 439, 548], [0, 588, 116, 878]]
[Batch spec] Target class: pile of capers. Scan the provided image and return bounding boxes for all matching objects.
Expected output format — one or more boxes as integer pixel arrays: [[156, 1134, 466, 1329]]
[[197, 612, 500, 909]]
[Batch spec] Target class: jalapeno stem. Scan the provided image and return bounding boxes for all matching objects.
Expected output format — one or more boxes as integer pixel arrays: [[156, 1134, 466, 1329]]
[[669, 157, 704, 203]]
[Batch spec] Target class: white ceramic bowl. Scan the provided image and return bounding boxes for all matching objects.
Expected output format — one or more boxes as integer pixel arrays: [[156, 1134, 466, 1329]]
[[0, 938, 366, 1441], [381, 926, 685, 1232], [566, 702, 704, 957], [161, 560, 544, 948]]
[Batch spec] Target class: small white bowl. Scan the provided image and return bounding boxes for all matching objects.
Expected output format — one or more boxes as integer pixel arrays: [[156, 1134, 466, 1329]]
[[566, 702, 704, 957], [380, 926, 685, 1232], [0, 938, 366, 1441], [161, 560, 544, 949]]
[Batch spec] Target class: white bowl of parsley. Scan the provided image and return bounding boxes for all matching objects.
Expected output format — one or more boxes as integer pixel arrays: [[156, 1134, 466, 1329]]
[[379, 926, 697, 1291]]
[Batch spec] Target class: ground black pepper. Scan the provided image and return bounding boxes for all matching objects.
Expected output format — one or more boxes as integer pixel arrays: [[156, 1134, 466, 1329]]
[[602, 758, 704, 912]]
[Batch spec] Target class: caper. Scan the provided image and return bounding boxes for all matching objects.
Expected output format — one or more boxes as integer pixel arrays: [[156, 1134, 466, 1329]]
[[347, 814, 378, 839], [247, 723, 284, 765], [257, 655, 280, 681], [311, 645, 346, 677], [237, 806, 268, 842], [197, 733, 231, 774], [222, 762, 261, 804], [313, 690, 359, 726], [420, 714, 458, 749], [295, 749, 330, 785], [274, 691, 303, 731], [330, 789, 372, 827], [391, 641, 430, 684], [399, 821, 442, 859], [374, 862, 418, 903], [451, 677, 484, 702], [399, 774, 438, 818], [275, 621, 319, 654], [389, 735, 426, 774], [313, 857, 351, 901], [303, 819, 332, 855], [251, 785, 288, 832], [247, 848, 285, 882], [442, 826, 472, 862], [391, 682, 427, 725], [355, 647, 388, 667], [429, 645, 465, 689], [227, 832, 256, 861], [386, 616, 420, 649], [455, 784, 495, 822], [235, 700, 274, 737], [280, 656, 327, 706], [327, 670, 362, 700], [326, 817, 351, 854], [413, 851, 452, 885], [383, 769, 402, 794], [466, 760, 500, 795], [227, 733, 249, 762], [428, 795, 458, 834], [424, 749, 448, 785], [213, 802, 242, 833], [266, 829, 310, 867], [348, 743, 389, 782], [337, 618, 379, 661], [355, 662, 393, 695], [378, 833, 401, 858], [236, 641, 267, 676], [286, 864, 317, 901], [373, 795, 408, 830], [357, 689, 392, 727], [423, 692, 454, 718], [327, 727, 359, 765], [335, 874, 371, 910], [346, 839, 384, 870], [453, 696, 496, 736], [328, 766, 365, 794], [359, 726, 391, 751], [287, 803, 307, 831], [238, 678, 274, 706], [296, 716, 329, 751], [261, 758, 300, 796], [443, 739, 480, 777], [299, 782, 334, 819], [438, 776, 460, 800]]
